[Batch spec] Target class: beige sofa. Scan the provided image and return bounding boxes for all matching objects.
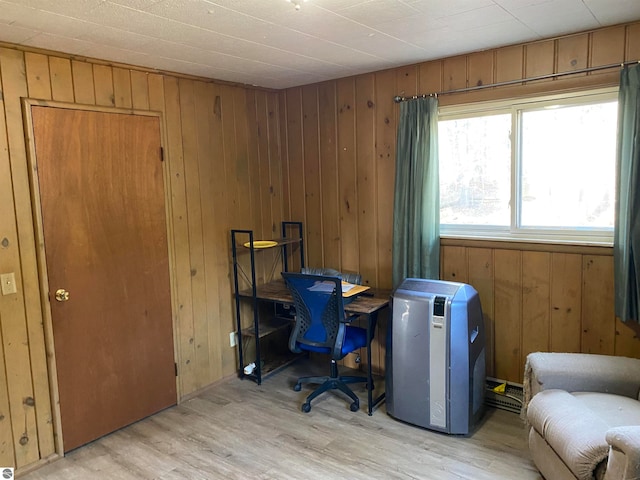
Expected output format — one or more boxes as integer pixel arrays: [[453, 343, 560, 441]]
[[523, 352, 640, 480]]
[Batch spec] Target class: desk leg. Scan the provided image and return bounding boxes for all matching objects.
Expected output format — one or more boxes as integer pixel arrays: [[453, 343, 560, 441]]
[[365, 311, 387, 416]]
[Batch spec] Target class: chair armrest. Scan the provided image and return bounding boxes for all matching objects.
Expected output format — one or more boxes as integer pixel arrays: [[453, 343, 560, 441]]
[[523, 353, 640, 418], [604, 426, 640, 480]]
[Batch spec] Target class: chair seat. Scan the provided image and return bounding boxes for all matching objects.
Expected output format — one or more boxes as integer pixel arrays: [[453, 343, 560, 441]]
[[296, 325, 367, 358]]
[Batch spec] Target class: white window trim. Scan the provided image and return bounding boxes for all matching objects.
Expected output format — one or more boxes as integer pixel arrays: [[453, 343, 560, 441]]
[[438, 87, 618, 246]]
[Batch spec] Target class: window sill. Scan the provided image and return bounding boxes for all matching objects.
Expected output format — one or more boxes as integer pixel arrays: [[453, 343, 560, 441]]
[[440, 234, 613, 255]]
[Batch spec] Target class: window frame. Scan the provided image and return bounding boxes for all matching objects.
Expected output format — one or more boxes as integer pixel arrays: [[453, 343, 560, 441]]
[[438, 87, 619, 246]]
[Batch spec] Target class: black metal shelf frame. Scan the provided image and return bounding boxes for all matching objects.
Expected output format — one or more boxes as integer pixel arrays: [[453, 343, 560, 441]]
[[231, 221, 304, 384]]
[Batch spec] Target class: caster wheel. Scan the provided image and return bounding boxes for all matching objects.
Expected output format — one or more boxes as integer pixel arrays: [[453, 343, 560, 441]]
[[293, 383, 301, 392], [301, 402, 311, 413], [350, 401, 359, 412]]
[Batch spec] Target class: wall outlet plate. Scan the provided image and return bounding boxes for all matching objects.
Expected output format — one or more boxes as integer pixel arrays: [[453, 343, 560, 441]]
[[229, 331, 237, 347], [1, 272, 17, 295]]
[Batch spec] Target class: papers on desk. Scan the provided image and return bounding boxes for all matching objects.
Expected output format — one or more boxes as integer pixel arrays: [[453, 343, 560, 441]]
[[307, 280, 370, 298]]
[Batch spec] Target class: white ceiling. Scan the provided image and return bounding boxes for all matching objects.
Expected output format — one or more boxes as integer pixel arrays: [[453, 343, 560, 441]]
[[1, 0, 639, 89]]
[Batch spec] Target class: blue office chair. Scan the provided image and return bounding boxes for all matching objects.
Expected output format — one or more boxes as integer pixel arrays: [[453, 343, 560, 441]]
[[282, 272, 368, 413]]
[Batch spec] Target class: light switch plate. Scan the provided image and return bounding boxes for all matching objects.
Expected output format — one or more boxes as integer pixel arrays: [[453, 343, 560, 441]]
[[1, 273, 17, 295]]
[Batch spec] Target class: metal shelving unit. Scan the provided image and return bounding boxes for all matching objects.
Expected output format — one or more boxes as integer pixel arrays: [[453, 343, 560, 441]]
[[231, 221, 304, 384]]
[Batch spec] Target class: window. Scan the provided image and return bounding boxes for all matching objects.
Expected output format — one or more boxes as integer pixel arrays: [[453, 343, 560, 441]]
[[438, 89, 618, 244]]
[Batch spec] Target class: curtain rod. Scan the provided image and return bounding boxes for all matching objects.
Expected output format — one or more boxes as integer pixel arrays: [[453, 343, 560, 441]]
[[393, 60, 640, 103]]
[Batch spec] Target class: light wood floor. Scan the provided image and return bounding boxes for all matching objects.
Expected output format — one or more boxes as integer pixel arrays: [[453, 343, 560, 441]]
[[21, 360, 542, 479]]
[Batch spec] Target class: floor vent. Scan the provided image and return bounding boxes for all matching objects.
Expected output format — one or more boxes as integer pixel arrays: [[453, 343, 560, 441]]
[[485, 377, 524, 414]]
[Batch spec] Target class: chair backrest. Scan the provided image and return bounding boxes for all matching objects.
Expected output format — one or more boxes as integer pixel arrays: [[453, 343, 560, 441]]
[[301, 267, 362, 286], [282, 272, 347, 360]]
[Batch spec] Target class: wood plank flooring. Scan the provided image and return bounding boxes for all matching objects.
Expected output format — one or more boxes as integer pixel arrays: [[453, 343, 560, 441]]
[[20, 360, 541, 479]]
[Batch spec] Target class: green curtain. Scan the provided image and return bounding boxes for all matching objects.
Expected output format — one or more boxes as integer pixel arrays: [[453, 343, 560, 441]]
[[614, 63, 640, 324], [392, 97, 440, 288]]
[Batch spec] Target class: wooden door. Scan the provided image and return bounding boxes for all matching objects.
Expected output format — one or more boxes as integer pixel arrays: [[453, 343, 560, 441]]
[[31, 106, 176, 452]]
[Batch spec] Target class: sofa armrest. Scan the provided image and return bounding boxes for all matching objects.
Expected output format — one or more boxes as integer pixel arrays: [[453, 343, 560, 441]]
[[604, 426, 640, 480], [523, 353, 640, 418]]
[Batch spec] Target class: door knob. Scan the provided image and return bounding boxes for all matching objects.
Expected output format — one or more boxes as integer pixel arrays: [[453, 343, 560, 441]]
[[55, 289, 70, 302]]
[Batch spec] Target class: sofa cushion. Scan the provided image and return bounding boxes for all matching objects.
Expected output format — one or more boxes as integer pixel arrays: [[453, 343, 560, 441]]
[[527, 389, 640, 480], [573, 392, 640, 426]]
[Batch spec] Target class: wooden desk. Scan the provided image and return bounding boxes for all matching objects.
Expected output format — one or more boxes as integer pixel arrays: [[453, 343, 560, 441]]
[[238, 278, 389, 415]]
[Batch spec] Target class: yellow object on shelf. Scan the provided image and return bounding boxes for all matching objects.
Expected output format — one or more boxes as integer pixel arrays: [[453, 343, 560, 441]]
[[243, 240, 278, 249], [493, 382, 507, 394]]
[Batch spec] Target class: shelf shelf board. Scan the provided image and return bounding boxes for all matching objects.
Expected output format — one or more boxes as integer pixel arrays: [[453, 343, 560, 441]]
[[234, 237, 302, 253], [241, 316, 293, 339]]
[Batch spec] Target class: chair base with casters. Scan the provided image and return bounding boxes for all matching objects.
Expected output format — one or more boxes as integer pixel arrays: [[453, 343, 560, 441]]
[[294, 358, 367, 412]]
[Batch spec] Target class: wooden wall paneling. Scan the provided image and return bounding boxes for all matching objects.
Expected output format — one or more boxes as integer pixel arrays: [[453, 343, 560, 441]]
[[48, 57, 74, 103], [112, 67, 132, 108], [524, 40, 555, 82], [232, 87, 253, 231], [284, 88, 305, 269], [581, 255, 615, 354], [0, 47, 44, 467], [418, 60, 442, 96], [493, 249, 522, 383], [614, 319, 640, 358], [266, 93, 284, 234], [590, 25, 625, 70], [442, 55, 467, 91], [179, 79, 208, 390], [495, 45, 524, 83], [375, 70, 396, 290], [0, 68, 21, 467], [71, 60, 96, 105], [336, 78, 359, 276], [254, 91, 272, 239], [301, 85, 323, 268], [245, 90, 265, 262], [216, 85, 244, 374], [130, 71, 150, 110], [149, 73, 165, 105], [368, 70, 397, 372], [396, 65, 418, 98], [24, 52, 52, 100], [196, 80, 220, 387], [226, 84, 259, 359], [625, 22, 640, 61], [467, 248, 495, 378], [441, 245, 468, 283], [221, 86, 244, 233], [162, 75, 196, 396], [206, 83, 235, 377], [549, 253, 582, 353], [556, 33, 589, 78], [92, 64, 115, 107], [355, 74, 377, 286], [246, 91, 273, 286], [467, 50, 494, 88], [521, 251, 551, 358], [318, 82, 341, 271], [199, 81, 225, 383], [0, 314, 14, 466], [278, 92, 291, 222]]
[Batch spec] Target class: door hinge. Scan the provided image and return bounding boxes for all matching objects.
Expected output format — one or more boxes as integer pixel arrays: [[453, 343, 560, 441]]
[[160, 146, 165, 162], [174, 362, 178, 376]]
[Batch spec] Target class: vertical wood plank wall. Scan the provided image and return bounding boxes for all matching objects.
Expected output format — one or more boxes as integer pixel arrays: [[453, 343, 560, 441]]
[[0, 47, 281, 470], [279, 22, 640, 382]]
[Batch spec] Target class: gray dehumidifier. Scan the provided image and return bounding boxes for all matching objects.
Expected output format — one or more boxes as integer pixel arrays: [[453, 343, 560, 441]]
[[385, 278, 486, 434]]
